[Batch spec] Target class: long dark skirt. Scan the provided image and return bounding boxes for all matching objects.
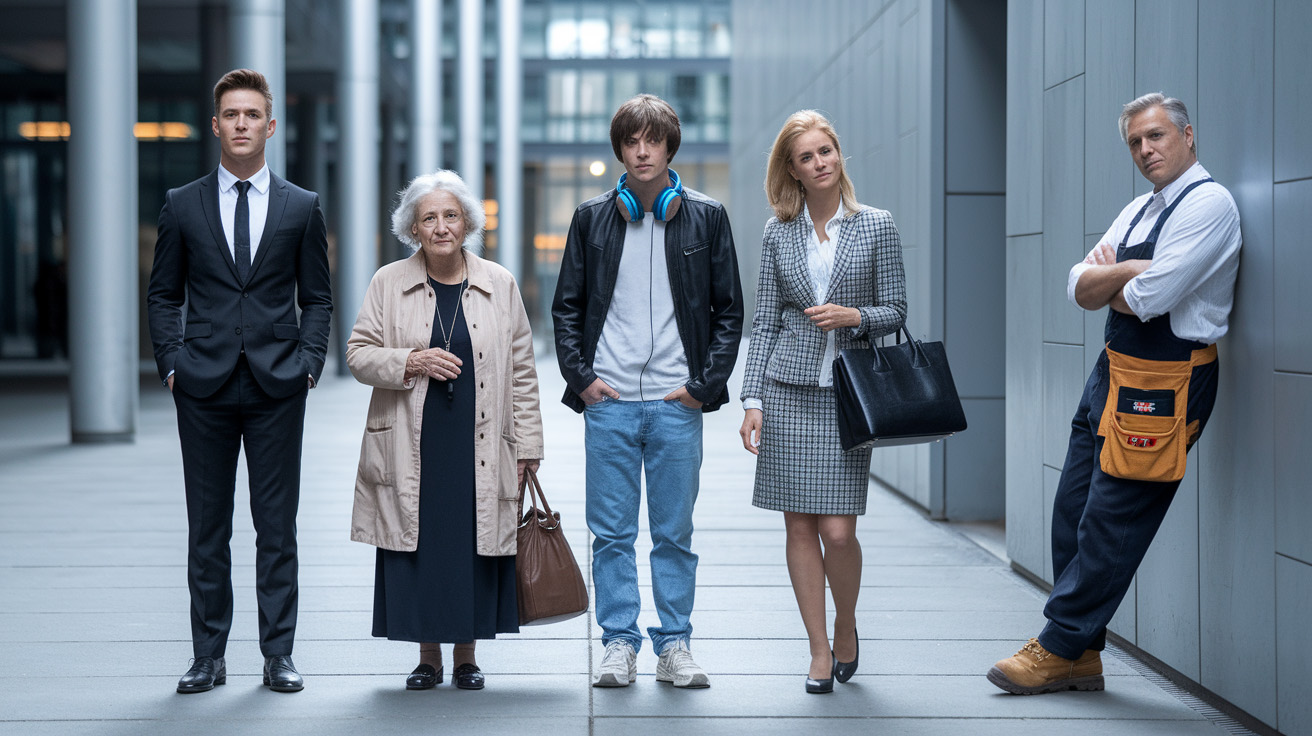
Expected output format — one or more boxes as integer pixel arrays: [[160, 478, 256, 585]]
[[371, 279, 519, 643]]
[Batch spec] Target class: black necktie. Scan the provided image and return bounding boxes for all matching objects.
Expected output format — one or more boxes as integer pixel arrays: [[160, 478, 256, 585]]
[[234, 180, 251, 282]]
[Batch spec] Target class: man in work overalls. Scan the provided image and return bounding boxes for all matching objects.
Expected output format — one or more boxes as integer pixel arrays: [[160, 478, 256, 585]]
[[989, 92, 1242, 695]]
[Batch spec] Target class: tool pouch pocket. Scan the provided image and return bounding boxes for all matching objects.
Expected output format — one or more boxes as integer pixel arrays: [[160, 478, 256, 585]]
[[1098, 348, 1190, 483]]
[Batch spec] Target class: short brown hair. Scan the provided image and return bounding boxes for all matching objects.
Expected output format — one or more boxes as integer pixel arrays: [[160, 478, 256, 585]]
[[213, 69, 273, 118], [609, 94, 681, 163], [765, 110, 860, 221]]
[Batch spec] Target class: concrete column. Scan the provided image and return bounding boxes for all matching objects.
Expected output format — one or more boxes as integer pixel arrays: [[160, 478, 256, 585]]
[[496, 0, 522, 280], [230, 0, 286, 176], [337, 0, 379, 374], [67, 0, 137, 442], [410, 0, 442, 178], [458, 0, 484, 201]]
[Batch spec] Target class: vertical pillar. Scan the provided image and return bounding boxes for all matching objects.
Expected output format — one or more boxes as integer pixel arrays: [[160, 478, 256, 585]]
[[458, 0, 484, 202], [230, 0, 286, 176], [67, 0, 137, 442], [337, 0, 379, 374], [410, 0, 442, 178], [496, 0, 522, 280]]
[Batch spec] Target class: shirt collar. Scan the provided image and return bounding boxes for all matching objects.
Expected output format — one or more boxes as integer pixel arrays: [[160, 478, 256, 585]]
[[217, 163, 271, 194], [801, 201, 847, 234], [401, 248, 495, 294], [1152, 161, 1208, 205]]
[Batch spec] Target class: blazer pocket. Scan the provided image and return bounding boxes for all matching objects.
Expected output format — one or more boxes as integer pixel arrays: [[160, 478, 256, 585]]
[[272, 323, 300, 340], [682, 240, 710, 256], [358, 427, 394, 486], [184, 321, 211, 339]]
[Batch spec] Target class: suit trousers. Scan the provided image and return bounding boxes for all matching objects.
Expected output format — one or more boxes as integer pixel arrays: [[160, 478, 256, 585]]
[[173, 354, 307, 658]]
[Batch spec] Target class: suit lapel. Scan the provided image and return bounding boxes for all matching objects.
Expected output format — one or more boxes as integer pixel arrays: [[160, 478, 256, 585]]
[[783, 217, 817, 307], [249, 174, 290, 281], [827, 210, 857, 297], [200, 171, 240, 281]]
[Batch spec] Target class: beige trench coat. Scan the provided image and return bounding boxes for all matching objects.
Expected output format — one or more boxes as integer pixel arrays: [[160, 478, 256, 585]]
[[346, 249, 543, 555]]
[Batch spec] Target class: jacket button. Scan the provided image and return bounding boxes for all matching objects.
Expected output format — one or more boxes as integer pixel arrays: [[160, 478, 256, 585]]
[[479, 432, 484, 439], [481, 411, 485, 419], [472, 323, 477, 328], [235, 327, 242, 335], [478, 352, 482, 359], [480, 382, 484, 388], [242, 292, 249, 298]]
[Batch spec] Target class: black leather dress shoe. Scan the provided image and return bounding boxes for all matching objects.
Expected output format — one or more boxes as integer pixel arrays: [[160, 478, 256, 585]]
[[263, 655, 304, 692], [177, 656, 226, 694], [834, 628, 859, 683], [453, 663, 485, 690], [805, 651, 835, 694], [406, 663, 444, 690]]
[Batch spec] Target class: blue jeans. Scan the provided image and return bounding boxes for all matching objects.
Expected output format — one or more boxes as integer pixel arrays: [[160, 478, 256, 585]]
[[584, 398, 703, 654]]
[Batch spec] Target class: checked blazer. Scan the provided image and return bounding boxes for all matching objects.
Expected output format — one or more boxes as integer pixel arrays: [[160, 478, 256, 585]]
[[740, 205, 906, 401]]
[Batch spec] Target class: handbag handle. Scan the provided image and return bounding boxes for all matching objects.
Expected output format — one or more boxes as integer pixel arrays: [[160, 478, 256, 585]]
[[517, 466, 559, 531], [871, 325, 931, 371]]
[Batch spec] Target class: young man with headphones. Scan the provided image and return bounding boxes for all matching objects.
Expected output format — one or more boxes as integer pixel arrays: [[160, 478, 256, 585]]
[[552, 94, 743, 689]]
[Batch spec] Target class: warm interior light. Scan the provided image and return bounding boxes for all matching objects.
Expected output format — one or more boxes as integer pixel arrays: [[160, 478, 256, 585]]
[[484, 199, 499, 216], [534, 234, 567, 251], [485, 215, 499, 231], [589, 160, 606, 177], [17, 121, 196, 141], [18, 121, 70, 140]]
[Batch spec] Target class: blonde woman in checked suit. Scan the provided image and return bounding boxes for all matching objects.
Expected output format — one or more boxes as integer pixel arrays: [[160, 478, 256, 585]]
[[738, 110, 906, 694]]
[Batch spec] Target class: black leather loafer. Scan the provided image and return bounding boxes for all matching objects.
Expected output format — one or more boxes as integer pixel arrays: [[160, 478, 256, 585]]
[[834, 628, 859, 683], [406, 663, 444, 690], [453, 663, 485, 690], [263, 654, 305, 692], [805, 675, 834, 694], [177, 656, 226, 694]]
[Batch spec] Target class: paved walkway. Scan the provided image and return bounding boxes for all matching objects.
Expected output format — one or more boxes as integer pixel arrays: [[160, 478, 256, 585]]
[[0, 350, 1233, 734]]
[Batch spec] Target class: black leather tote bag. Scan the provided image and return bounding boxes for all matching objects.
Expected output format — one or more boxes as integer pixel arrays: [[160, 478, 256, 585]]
[[832, 326, 967, 450]]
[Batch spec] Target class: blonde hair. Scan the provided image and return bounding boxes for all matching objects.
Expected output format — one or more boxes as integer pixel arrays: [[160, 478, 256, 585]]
[[765, 110, 860, 222]]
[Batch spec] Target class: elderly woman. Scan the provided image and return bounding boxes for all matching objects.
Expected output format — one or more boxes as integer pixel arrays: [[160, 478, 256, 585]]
[[738, 111, 906, 693], [347, 170, 543, 691]]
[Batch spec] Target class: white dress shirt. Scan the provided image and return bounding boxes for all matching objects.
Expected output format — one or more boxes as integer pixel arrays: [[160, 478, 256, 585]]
[[1067, 162, 1241, 344], [217, 163, 271, 265]]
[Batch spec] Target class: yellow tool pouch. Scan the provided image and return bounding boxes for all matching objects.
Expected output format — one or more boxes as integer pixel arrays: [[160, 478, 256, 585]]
[[1097, 345, 1214, 483]]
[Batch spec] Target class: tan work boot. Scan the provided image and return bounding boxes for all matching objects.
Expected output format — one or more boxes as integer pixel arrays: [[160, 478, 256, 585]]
[[987, 638, 1104, 695]]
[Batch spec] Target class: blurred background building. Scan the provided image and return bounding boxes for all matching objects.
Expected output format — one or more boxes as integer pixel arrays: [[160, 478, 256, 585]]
[[0, 2, 1308, 733]]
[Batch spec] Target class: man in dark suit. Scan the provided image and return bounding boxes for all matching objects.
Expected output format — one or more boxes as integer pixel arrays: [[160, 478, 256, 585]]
[[147, 69, 332, 694]]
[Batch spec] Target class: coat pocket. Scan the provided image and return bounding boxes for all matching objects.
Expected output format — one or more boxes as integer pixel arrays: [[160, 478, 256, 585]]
[[499, 432, 520, 499], [358, 426, 394, 486], [184, 320, 211, 339], [272, 322, 300, 340]]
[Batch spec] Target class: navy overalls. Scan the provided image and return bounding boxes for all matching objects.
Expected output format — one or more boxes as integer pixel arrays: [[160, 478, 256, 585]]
[[1038, 179, 1221, 660]]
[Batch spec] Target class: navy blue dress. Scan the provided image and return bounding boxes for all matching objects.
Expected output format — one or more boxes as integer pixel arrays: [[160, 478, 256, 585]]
[[372, 278, 519, 643]]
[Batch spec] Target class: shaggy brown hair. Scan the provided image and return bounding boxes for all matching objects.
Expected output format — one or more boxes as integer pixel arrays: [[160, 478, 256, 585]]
[[609, 94, 681, 163]]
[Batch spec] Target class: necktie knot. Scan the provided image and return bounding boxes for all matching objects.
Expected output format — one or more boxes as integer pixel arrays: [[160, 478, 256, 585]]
[[235, 180, 251, 197]]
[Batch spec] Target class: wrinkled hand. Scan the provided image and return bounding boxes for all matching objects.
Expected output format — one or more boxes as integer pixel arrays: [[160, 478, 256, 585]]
[[739, 408, 763, 455], [517, 458, 541, 488], [405, 347, 462, 381], [580, 377, 620, 405], [664, 385, 703, 410], [804, 303, 861, 332]]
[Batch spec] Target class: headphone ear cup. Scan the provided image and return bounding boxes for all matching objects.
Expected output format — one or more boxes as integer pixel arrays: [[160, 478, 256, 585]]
[[616, 188, 642, 222], [655, 189, 681, 221]]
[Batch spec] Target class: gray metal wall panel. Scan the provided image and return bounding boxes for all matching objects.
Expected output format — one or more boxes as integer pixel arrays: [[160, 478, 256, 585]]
[[1135, 464, 1201, 680], [1043, 0, 1084, 89], [1196, 3, 1279, 720], [1006, 234, 1046, 572], [1042, 79, 1087, 345], [1083, 234, 1107, 370], [1006, 0, 1043, 236], [1276, 556, 1312, 735], [1082, 0, 1136, 235], [1274, 180, 1312, 372], [1109, 574, 1137, 644], [1274, 0, 1312, 182], [1134, 0, 1197, 105], [944, 399, 1005, 521], [1041, 343, 1085, 471], [945, 195, 1005, 398], [1275, 372, 1312, 565], [1042, 465, 1060, 582], [945, 0, 1006, 195]]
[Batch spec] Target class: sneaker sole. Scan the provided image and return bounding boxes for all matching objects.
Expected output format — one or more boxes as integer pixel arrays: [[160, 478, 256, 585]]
[[592, 672, 636, 688], [986, 667, 1104, 695], [656, 671, 710, 688]]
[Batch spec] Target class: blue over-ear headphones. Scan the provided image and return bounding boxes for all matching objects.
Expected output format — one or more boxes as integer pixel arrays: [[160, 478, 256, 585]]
[[615, 167, 683, 222]]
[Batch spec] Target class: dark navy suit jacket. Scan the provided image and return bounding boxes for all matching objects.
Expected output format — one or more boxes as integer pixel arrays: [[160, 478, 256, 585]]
[[147, 169, 332, 399]]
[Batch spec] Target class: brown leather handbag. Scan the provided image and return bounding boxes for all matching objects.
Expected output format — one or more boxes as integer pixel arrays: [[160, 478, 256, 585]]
[[515, 467, 589, 626]]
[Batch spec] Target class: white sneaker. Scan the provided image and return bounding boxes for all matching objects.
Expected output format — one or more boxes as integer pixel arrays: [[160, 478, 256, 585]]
[[656, 640, 710, 688], [593, 640, 637, 687]]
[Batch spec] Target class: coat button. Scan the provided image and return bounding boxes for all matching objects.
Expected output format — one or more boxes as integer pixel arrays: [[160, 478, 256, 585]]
[[242, 292, 249, 298], [480, 382, 484, 388], [478, 352, 482, 359], [479, 432, 484, 439], [480, 460, 485, 467], [234, 327, 242, 335]]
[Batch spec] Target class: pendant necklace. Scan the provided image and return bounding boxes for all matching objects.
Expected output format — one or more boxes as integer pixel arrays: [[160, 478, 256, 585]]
[[432, 262, 468, 402]]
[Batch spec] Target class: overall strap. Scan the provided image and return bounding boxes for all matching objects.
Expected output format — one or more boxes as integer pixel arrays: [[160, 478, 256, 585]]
[[1143, 177, 1214, 245], [1118, 198, 1155, 249]]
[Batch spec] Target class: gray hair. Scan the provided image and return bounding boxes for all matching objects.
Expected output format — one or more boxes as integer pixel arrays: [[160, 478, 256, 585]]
[[390, 170, 486, 253], [1119, 92, 1195, 152]]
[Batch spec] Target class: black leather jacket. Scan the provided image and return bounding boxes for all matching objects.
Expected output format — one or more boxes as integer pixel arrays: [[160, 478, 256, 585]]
[[551, 186, 744, 413]]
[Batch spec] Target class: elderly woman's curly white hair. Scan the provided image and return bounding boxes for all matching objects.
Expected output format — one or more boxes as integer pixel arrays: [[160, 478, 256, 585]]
[[390, 170, 486, 253]]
